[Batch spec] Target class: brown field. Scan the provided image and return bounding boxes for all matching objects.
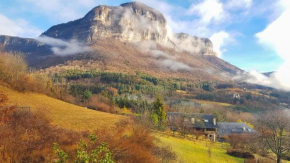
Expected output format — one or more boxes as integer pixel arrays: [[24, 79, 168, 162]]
[[193, 99, 232, 107], [0, 86, 125, 131]]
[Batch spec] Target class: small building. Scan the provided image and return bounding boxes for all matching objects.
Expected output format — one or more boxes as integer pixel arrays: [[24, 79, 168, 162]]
[[217, 122, 256, 141], [233, 93, 240, 99], [167, 112, 218, 141]]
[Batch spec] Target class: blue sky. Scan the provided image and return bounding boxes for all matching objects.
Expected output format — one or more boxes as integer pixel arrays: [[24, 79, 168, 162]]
[[0, 0, 288, 73]]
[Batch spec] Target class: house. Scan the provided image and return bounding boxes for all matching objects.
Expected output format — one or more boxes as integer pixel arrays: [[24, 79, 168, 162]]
[[167, 112, 218, 141], [217, 122, 256, 141], [233, 93, 240, 99]]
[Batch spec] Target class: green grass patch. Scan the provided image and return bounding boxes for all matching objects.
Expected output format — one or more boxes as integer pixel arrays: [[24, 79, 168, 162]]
[[156, 135, 244, 163]]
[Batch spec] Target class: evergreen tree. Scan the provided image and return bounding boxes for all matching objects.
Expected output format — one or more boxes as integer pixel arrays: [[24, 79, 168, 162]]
[[152, 95, 167, 129], [82, 89, 93, 103]]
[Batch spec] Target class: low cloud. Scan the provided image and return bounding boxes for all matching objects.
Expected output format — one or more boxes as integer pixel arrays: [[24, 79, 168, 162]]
[[136, 0, 245, 58], [133, 41, 191, 71], [233, 71, 290, 91], [245, 0, 290, 90], [210, 31, 231, 57], [37, 36, 92, 56], [116, 7, 167, 43], [159, 59, 191, 71]]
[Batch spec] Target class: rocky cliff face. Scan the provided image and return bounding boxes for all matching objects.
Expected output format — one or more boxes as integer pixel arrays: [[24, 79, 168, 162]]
[[42, 2, 168, 43], [41, 2, 214, 55], [0, 1, 226, 75], [0, 2, 215, 57]]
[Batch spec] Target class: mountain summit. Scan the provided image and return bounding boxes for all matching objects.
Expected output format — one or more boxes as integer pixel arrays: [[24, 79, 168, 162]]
[[0, 2, 241, 81], [42, 1, 167, 43], [41, 2, 213, 55], [41, 2, 166, 42]]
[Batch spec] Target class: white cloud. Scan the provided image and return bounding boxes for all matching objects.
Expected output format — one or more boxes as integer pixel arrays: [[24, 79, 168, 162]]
[[256, 10, 290, 60], [22, 0, 102, 22], [136, 0, 245, 43], [210, 31, 230, 57], [225, 0, 253, 10], [159, 59, 191, 71], [133, 40, 190, 71], [0, 14, 41, 37], [37, 36, 92, 56], [187, 0, 226, 25], [247, 0, 290, 90]]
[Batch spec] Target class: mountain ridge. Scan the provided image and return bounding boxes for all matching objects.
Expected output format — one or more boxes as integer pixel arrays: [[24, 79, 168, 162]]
[[0, 1, 242, 82]]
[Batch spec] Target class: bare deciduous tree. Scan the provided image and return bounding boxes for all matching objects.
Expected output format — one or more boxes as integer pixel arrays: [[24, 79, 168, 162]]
[[257, 110, 290, 163]]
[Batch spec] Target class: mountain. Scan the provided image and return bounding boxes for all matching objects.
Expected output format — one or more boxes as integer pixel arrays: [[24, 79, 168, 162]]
[[0, 2, 242, 82], [42, 2, 167, 43]]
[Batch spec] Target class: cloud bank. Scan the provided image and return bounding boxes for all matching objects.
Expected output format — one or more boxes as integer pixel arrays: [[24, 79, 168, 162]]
[[210, 31, 230, 57], [159, 59, 191, 71], [37, 36, 92, 56], [134, 40, 190, 71], [234, 0, 290, 90], [136, 0, 253, 58]]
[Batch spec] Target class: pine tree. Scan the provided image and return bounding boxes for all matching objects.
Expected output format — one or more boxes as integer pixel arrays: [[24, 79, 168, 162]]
[[152, 95, 167, 129]]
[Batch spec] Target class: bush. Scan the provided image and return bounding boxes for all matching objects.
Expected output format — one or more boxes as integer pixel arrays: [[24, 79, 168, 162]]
[[0, 53, 66, 96], [0, 108, 82, 162], [226, 149, 255, 159], [54, 134, 114, 163], [87, 95, 116, 113]]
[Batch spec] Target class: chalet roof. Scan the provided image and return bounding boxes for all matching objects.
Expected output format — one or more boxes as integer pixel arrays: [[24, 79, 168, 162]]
[[167, 112, 218, 129], [217, 122, 256, 136]]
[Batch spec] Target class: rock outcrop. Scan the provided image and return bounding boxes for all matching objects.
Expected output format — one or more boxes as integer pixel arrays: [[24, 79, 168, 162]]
[[41, 2, 214, 55], [0, 1, 231, 75], [42, 2, 168, 43]]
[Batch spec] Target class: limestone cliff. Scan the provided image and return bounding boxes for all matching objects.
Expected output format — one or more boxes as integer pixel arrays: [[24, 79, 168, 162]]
[[41, 2, 214, 55], [42, 2, 168, 43]]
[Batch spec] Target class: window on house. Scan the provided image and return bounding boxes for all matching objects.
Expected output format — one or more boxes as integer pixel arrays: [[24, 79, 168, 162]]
[[204, 119, 209, 122]]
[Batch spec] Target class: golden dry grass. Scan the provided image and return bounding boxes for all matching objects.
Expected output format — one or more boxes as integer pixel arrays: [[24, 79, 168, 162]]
[[193, 99, 232, 107], [0, 86, 125, 131]]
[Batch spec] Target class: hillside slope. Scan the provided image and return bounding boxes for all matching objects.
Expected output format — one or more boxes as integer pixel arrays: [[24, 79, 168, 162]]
[[0, 86, 124, 131]]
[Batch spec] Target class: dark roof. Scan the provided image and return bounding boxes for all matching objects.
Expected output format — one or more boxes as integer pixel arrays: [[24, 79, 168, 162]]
[[217, 122, 256, 136], [167, 112, 217, 129]]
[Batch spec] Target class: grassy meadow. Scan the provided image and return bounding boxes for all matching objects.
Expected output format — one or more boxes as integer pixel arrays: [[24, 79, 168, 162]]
[[157, 135, 244, 163], [0, 86, 125, 131]]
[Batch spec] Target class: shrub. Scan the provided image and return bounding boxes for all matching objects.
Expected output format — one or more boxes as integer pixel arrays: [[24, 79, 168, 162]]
[[87, 95, 116, 113], [226, 149, 255, 159], [53, 134, 114, 163]]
